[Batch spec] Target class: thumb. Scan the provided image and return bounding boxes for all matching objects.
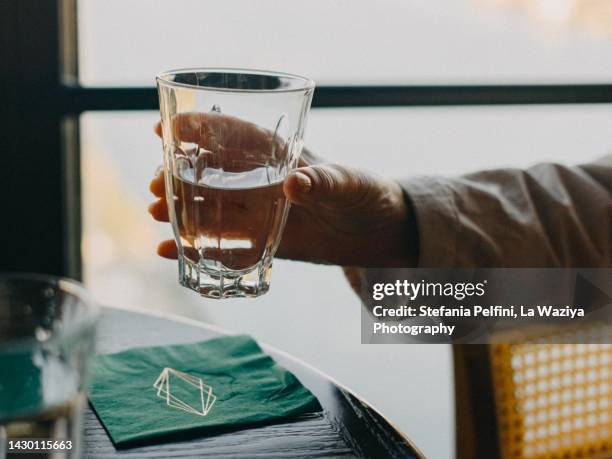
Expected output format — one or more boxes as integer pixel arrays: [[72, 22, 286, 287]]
[[283, 164, 372, 208]]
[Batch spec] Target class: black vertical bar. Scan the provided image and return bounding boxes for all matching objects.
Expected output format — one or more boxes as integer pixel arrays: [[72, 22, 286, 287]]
[[59, 0, 82, 279], [0, 0, 79, 277], [61, 115, 82, 279]]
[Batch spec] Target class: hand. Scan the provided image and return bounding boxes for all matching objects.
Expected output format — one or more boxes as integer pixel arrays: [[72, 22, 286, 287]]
[[149, 113, 418, 267]]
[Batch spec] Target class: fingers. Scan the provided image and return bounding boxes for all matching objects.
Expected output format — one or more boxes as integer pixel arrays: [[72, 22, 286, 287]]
[[149, 162, 168, 221], [284, 164, 373, 208], [157, 239, 178, 259], [148, 199, 169, 221], [169, 112, 274, 154], [297, 147, 321, 168], [157, 116, 313, 167], [149, 165, 169, 221], [283, 170, 312, 202], [149, 167, 165, 198], [156, 238, 266, 269], [157, 240, 200, 262]]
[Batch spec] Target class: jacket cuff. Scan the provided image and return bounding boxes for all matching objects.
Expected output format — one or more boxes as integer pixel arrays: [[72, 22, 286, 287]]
[[399, 176, 459, 268]]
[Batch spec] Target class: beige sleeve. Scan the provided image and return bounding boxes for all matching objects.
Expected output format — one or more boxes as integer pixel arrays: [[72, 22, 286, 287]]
[[400, 155, 612, 268]]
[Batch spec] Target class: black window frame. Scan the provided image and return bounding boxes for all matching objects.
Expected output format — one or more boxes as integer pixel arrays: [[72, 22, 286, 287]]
[[2, 0, 612, 279]]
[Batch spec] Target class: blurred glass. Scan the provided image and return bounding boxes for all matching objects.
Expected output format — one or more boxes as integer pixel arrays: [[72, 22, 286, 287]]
[[81, 105, 612, 459], [0, 274, 98, 459], [78, 0, 612, 86]]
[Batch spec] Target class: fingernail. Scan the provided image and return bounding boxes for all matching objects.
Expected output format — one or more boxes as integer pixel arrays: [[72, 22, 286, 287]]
[[293, 171, 312, 193]]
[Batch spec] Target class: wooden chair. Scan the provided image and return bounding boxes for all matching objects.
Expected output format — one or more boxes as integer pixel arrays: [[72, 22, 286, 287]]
[[454, 330, 612, 459]]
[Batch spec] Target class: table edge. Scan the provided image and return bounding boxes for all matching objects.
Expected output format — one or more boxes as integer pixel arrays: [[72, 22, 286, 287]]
[[102, 303, 425, 458]]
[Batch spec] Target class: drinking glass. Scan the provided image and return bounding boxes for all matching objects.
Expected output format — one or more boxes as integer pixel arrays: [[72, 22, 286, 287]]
[[0, 274, 98, 459], [157, 68, 314, 299]]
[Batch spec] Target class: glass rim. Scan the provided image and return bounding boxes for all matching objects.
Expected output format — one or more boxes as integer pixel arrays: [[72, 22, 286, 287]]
[[156, 67, 316, 94], [0, 272, 99, 351]]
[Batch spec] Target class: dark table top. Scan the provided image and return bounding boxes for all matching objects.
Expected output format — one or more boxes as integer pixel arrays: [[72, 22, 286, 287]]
[[83, 306, 424, 459]]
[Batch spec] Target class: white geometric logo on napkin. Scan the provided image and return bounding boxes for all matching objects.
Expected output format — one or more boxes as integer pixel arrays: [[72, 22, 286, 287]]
[[153, 367, 216, 416]]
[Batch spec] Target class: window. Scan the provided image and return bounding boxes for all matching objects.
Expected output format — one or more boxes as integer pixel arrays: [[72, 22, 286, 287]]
[[78, 0, 612, 86], [3, 1, 611, 458]]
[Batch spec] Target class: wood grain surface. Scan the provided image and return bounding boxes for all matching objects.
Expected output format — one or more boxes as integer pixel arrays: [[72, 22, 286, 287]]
[[83, 307, 423, 459]]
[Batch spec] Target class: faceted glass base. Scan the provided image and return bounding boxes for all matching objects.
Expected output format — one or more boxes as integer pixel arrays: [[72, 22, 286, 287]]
[[178, 255, 272, 299]]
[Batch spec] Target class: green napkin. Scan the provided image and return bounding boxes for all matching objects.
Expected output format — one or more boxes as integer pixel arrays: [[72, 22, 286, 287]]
[[88, 335, 322, 447]]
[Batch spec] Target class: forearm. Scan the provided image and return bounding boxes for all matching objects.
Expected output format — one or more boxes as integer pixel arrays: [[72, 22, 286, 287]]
[[400, 155, 612, 268]]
